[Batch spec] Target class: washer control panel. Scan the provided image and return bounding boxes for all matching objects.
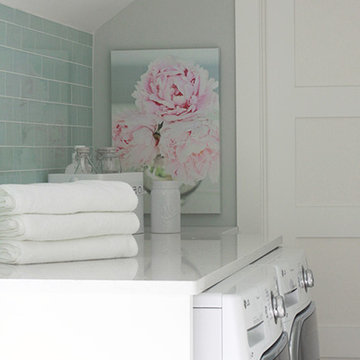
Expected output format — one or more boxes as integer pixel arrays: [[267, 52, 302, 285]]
[[194, 265, 286, 360], [253, 247, 315, 334]]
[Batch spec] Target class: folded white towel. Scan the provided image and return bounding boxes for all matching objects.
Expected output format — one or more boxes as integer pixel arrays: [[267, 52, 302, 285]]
[[0, 235, 139, 264], [0, 180, 138, 215], [0, 212, 140, 241], [0, 258, 139, 279]]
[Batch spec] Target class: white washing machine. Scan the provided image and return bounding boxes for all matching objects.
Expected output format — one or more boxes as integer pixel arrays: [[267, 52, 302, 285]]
[[254, 248, 320, 360], [193, 265, 289, 360]]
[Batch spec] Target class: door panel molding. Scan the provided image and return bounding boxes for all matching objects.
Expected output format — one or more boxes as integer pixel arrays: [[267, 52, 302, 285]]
[[294, 0, 360, 87], [295, 116, 360, 208]]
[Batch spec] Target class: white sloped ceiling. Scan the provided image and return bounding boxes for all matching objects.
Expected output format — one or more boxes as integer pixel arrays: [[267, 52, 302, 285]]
[[0, 0, 134, 33]]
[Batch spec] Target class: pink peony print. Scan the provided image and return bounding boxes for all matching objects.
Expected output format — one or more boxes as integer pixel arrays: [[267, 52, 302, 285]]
[[112, 110, 161, 170], [132, 56, 219, 123], [112, 54, 220, 188], [159, 118, 220, 185]]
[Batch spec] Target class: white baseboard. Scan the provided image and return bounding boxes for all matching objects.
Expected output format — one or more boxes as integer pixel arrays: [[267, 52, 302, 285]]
[[319, 326, 360, 358]]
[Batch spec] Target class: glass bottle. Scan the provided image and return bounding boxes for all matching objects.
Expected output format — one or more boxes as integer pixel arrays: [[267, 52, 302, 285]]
[[65, 152, 77, 174], [73, 146, 96, 174], [95, 147, 121, 173]]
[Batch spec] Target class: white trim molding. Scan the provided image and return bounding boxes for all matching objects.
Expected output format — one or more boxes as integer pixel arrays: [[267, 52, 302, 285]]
[[235, 0, 268, 236]]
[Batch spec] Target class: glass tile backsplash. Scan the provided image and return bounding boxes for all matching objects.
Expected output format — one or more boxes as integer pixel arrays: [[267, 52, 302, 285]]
[[0, 4, 93, 184]]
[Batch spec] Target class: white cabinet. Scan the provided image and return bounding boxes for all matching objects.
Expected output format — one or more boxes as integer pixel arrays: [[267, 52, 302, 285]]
[[0, 228, 280, 360]]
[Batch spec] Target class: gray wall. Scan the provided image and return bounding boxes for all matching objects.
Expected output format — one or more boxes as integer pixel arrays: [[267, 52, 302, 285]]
[[93, 0, 236, 226]]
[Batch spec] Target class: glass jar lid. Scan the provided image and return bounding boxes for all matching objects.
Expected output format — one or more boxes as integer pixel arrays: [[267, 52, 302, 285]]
[[96, 147, 117, 159]]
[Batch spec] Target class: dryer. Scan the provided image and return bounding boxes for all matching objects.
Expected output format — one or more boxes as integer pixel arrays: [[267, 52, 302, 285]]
[[254, 248, 320, 360], [193, 265, 289, 360]]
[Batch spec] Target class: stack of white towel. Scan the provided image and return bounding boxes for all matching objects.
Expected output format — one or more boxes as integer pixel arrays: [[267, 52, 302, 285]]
[[0, 181, 140, 264]]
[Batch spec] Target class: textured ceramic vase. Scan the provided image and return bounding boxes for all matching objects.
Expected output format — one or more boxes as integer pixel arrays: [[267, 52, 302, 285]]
[[151, 180, 180, 233]]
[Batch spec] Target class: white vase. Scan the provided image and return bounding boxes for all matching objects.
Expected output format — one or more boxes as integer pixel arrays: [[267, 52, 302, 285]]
[[143, 167, 201, 201], [151, 180, 181, 233]]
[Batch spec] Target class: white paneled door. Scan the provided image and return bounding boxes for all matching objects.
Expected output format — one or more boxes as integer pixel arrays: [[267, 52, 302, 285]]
[[267, 0, 360, 240], [266, 0, 360, 358], [236, 0, 360, 358]]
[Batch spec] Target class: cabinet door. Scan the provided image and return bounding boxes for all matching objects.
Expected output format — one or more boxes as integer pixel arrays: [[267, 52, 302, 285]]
[[0, 282, 193, 360]]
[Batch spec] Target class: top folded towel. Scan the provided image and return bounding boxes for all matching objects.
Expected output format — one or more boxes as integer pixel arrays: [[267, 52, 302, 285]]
[[0, 180, 138, 215]]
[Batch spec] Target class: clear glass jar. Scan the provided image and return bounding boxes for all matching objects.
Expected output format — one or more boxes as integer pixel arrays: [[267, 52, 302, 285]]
[[95, 147, 121, 173], [73, 145, 96, 174]]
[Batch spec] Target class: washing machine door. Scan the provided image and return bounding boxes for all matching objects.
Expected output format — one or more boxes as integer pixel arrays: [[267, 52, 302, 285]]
[[261, 333, 290, 360], [289, 302, 320, 360]]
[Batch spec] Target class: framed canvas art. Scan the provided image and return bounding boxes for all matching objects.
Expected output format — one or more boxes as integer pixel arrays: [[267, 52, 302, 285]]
[[111, 48, 220, 213]]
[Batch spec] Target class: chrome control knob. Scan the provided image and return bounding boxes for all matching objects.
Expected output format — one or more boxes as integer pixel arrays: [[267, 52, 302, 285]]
[[304, 269, 314, 288], [272, 294, 286, 320]]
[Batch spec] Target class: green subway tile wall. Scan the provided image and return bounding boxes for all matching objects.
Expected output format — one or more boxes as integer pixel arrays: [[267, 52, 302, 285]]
[[0, 4, 93, 184]]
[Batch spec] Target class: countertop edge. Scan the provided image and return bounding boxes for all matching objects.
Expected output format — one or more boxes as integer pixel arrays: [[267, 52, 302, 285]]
[[0, 236, 282, 295]]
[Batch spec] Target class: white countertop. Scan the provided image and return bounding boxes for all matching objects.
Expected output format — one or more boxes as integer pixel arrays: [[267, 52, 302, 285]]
[[0, 227, 282, 295]]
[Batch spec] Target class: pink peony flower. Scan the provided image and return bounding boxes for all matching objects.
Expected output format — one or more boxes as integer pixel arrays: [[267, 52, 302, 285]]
[[112, 110, 161, 170], [159, 118, 220, 185], [132, 56, 219, 122]]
